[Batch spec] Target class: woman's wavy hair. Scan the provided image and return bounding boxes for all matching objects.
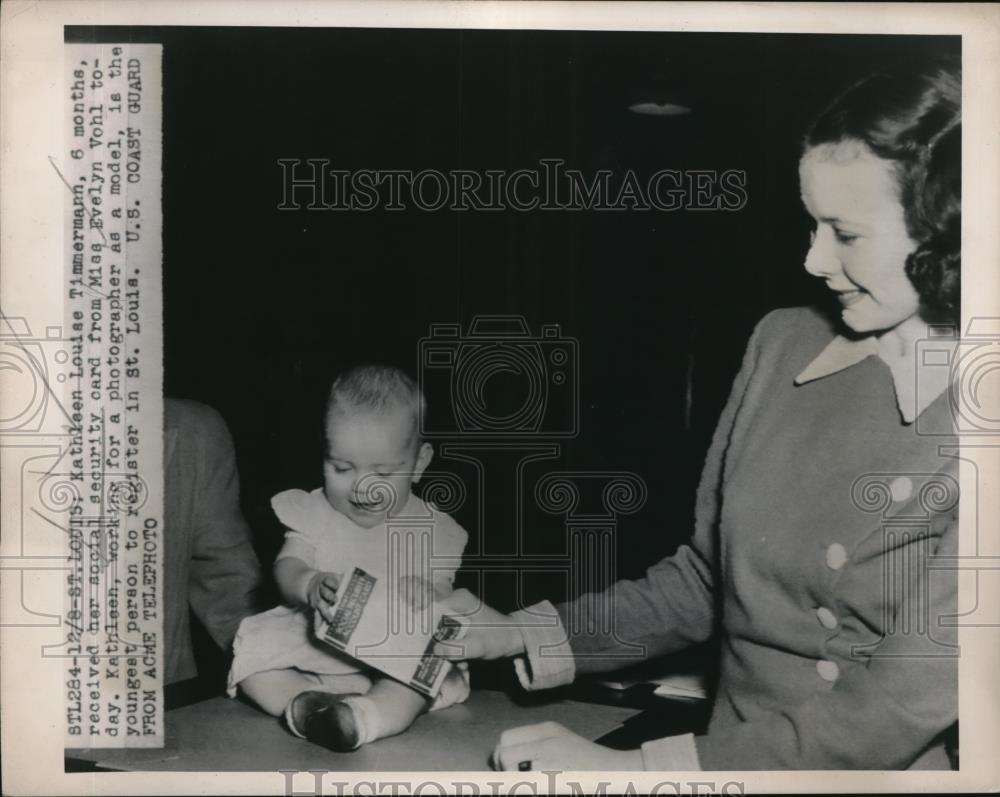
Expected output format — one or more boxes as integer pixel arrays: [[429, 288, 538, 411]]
[[804, 56, 961, 324]]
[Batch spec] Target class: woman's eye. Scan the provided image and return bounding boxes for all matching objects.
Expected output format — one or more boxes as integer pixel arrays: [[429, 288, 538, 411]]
[[834, 230, 859, 245], [331, 464, 350, 474]]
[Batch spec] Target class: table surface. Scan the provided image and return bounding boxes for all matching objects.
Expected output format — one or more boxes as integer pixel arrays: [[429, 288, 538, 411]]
[[66, 689, 643, 772]]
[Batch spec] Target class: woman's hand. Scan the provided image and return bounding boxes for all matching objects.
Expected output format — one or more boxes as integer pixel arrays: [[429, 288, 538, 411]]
[[432, 588, 527, 662], [306, 571, 341, 621], [491, 721, 643, 771]]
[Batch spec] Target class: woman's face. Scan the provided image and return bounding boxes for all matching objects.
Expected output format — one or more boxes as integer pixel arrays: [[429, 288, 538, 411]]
[[799, 141, 921, 334]]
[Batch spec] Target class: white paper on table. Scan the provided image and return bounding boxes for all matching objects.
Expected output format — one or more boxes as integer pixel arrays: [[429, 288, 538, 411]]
[[594, 670, 708, 700], [651, 672, 708, 700]]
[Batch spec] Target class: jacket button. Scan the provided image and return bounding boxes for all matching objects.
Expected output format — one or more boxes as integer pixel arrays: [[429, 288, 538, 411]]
[[890, 476, 913, 503], [816, 659, 840, 682], [825, 543, 848, 570], [816, 607, 838, 629]]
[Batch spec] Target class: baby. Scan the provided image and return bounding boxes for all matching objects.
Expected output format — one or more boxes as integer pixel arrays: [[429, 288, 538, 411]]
[[228, 364, 470, 751]]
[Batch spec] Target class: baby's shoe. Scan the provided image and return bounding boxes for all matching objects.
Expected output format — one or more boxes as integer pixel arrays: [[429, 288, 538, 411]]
[[285, 691, 377, 753]]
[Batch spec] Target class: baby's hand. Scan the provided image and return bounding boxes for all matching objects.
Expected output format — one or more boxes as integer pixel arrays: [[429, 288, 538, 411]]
[[307, 571, 341, 621]]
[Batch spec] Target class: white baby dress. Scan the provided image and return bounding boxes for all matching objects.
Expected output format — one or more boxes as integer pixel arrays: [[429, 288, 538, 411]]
[[227, 488, 470, 707]]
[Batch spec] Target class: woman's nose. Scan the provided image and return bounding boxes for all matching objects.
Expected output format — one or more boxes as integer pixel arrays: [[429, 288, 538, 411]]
[[803, 228, 841, 279]]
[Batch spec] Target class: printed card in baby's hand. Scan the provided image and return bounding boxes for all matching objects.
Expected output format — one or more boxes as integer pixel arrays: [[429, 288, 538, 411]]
[[313, 565, 466, 698]]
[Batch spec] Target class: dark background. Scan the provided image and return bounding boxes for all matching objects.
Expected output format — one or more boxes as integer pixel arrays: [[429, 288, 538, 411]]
[[69, 27, 959, 658]]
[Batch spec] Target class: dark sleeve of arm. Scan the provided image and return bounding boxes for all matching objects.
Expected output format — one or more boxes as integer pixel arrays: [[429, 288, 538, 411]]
[[515, 321, 765, 684], [187, 408, 263, 653]]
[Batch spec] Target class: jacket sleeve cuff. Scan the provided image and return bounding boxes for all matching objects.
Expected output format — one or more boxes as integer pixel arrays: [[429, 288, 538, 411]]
[[640, 733, 702, 771], [509, 600, 576, 691]]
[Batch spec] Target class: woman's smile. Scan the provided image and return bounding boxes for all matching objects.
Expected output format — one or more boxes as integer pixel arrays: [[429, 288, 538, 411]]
[[833, 287, 867, 307]]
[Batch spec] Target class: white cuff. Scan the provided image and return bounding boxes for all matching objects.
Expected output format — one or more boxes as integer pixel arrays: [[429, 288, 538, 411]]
[[640, 733, 702, 771], [509, 600, 576, 691]]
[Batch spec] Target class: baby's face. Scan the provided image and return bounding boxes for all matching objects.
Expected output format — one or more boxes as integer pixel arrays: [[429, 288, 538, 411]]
[[323, 404, 431, 529]]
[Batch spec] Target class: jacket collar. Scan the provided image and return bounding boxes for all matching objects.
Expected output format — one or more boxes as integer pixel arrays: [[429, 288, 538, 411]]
[[794, 319, 957, 424]]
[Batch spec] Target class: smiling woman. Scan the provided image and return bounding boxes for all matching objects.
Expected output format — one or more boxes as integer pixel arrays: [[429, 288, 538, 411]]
[[799, 142, 923, 334], [433, 55, 964, 772], [802, 57, 961, 328]]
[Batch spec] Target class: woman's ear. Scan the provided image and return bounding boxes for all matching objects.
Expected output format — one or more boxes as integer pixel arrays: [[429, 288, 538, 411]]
[[412, 442, 434, 483]]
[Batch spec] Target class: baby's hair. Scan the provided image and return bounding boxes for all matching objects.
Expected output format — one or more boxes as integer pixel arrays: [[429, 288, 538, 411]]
[[326, 363, 426, 445]]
